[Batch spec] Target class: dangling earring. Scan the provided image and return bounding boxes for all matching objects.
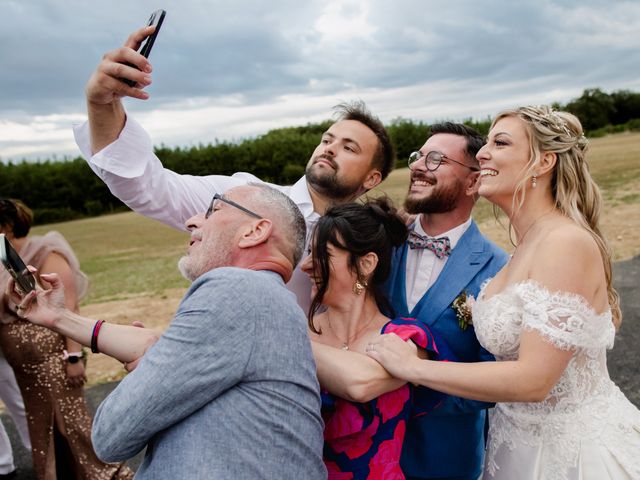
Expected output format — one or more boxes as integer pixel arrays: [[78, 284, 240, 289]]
[[531, 174, 537, 188], [352, 278, 368, 295]]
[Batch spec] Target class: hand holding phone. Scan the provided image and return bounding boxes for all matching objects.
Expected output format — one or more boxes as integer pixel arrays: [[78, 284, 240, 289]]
[[122, 9, 166, 87], [0, 234, 36, 294]]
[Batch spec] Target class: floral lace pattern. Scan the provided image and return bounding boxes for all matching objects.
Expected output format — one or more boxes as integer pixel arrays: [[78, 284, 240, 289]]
[[473, 280, 640, 480]]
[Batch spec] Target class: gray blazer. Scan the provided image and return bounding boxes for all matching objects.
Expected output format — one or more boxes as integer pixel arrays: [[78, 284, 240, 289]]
[[92, 268, 326, 479]]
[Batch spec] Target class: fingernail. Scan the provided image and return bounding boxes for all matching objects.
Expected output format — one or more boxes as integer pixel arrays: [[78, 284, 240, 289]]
[[143, 75, 152, 84], [144, 64, 152, 73]]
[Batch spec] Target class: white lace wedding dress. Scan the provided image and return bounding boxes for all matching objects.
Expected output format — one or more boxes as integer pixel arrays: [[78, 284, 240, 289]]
[[473, 280, 640, 480]]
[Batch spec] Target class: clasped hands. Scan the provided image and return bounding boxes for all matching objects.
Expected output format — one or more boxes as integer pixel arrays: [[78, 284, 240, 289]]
[[366, 333, 420, 382]]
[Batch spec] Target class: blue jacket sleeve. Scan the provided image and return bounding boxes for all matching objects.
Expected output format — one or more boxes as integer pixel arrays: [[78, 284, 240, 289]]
[[415, 339, 494, 415]]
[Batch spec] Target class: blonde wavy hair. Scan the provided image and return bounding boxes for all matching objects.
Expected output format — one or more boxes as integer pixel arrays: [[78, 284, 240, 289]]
[[492, 105, 621, 328]]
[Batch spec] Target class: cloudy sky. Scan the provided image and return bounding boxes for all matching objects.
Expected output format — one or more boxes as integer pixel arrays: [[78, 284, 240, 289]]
[[1, 0, 639, 161]]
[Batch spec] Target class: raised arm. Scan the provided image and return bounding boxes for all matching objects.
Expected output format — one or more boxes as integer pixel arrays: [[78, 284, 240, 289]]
[[85, 26, 155, 153], [76, 27, 262, 230]]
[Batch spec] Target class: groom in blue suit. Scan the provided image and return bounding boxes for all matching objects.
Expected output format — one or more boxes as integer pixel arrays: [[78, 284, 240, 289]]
[[387, 123, 508, 480]]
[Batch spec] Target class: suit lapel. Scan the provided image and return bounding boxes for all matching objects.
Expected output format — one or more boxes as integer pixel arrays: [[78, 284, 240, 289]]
[[411, 222, 489, 327], [388, 243, 411, 316]]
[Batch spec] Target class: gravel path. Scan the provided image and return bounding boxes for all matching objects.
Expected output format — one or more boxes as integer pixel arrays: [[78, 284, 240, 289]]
[[4, 256, 639, 478]]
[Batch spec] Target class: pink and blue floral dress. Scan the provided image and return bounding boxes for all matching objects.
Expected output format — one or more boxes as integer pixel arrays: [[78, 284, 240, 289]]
[[321, 318, 453, 479]]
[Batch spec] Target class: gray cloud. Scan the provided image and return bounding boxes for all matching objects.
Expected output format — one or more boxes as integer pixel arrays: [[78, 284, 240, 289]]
[[1, 0, 639, 160]]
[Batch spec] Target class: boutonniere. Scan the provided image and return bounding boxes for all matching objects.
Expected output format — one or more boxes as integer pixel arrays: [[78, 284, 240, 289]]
[[452, 291, 475, 331]]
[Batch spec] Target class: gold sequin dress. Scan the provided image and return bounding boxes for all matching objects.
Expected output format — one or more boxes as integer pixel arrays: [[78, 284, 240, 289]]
[[0, 232, 133, 480]]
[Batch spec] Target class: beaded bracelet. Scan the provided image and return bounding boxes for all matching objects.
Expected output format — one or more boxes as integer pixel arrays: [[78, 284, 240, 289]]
[[91, 320, 106, 354]]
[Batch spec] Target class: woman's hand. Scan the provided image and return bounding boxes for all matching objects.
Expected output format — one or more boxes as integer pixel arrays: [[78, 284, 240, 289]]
[[366, 333, 420, 381], [6, 269, 68, 329], [66, 361, 87, 388]]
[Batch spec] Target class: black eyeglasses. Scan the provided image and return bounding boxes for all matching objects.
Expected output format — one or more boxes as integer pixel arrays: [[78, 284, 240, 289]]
[[205, 193, 262, 220], [408, 151, 480, 172]]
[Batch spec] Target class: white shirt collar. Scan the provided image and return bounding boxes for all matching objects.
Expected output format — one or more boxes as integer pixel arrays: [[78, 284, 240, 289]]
[[288, 176, 319, 222]]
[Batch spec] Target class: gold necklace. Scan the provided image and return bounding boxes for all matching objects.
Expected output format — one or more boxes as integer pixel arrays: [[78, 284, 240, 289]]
[[326, 308, 377, 350]]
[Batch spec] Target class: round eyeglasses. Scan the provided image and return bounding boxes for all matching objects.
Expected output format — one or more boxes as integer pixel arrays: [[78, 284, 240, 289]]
[[408, 151, 480, 172]]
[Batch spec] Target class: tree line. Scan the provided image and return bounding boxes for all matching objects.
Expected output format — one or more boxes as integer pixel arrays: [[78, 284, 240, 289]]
[[2, 88, 639, 225]]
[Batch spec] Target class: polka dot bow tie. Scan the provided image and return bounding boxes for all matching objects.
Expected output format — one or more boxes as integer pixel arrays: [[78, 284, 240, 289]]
[[407, 230, 451, 259]]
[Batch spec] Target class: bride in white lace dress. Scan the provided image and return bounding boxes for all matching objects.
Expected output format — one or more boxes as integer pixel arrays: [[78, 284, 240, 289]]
[[366, 105, 640, 479]]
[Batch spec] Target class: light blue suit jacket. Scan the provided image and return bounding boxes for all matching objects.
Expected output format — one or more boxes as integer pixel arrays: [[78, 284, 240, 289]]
[[387, 221, 508, 479], [92, 268, 326, 479]]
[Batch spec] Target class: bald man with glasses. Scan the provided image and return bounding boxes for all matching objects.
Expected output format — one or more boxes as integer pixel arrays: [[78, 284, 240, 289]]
[[10, 184, 326, 480]]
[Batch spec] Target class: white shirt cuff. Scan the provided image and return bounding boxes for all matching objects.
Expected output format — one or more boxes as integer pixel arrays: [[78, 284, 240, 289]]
[[73, 115, 153, 179]]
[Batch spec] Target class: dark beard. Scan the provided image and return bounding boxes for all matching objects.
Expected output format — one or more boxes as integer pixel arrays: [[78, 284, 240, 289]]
[[404, 181, 463, 214], [305, 157, 361, 200]]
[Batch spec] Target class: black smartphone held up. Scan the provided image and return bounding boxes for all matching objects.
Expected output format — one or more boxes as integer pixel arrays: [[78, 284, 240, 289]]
[[0, 234, 36, 294], [123, 9, 166, 87]]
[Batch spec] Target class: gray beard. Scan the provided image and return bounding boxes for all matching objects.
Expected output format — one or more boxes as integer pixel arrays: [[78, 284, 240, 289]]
[[178, 255, 198, 282]]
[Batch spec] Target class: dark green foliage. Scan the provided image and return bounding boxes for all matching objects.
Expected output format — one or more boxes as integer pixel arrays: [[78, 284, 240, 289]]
[[2, 88, 639, 224], [587, 118, 640, 138], [564, 88, 616, 131], [610, 90, 640, 126], [282, 164, 305, 184], [387, 118, 429, 167], [0, 158, 127, 225], [462, 117, 492, 136], [561, 88, 640, 133]]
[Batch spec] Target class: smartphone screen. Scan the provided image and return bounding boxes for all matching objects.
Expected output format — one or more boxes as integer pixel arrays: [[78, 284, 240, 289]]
[[123, 9, 166, 87], [0, 234, 36, 294]]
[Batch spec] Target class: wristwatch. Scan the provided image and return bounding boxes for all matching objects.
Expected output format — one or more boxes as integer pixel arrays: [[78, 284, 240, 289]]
[[62, 350, 83, 364]]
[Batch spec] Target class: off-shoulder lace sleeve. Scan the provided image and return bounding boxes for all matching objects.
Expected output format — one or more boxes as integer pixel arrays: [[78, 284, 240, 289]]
[[515, 281, 614, 352]]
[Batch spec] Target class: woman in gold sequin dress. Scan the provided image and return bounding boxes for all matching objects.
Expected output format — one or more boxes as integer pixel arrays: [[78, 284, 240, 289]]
[[0, 199, 133, 480]]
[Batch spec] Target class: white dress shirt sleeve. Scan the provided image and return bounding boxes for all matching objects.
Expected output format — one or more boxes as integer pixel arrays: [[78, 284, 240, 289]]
[[73, 116, 263, 231]]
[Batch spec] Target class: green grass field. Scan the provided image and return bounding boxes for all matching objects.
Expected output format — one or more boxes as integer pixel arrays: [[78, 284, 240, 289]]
[[32, 212, 191, 305], [31, 131, 640, 306]]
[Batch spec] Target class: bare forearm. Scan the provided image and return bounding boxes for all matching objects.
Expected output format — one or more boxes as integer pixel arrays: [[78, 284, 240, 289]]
[[56, 310, 159, 363], [404, 358, 548, 403], [87, 99, 127, 154], [313, 343, 405, 402]]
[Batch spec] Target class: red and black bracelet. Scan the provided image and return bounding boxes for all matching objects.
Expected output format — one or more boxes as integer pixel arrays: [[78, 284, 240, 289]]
[[91, 319, 106, 354]]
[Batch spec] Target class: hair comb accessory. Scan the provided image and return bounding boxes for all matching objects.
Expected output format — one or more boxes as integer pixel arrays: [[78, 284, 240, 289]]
[[536, 106, 574, 137]]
